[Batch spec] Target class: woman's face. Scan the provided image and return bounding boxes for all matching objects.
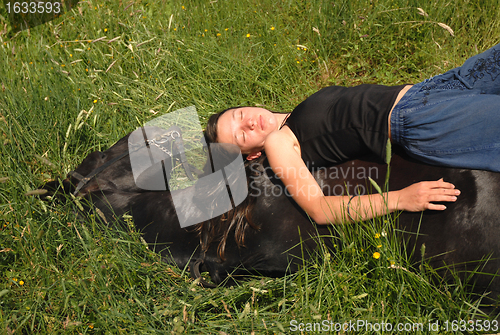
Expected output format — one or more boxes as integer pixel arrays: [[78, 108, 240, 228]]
[[216, 107, 279, 155]]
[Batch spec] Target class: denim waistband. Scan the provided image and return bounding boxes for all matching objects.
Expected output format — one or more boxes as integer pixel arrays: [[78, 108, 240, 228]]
[[390, 80, 426, 145], [389, 69, 472, 145]]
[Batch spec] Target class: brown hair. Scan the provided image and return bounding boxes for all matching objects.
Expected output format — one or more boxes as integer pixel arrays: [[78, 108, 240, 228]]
[[197, 108, 260, 260], [204, 108, 232, 144]]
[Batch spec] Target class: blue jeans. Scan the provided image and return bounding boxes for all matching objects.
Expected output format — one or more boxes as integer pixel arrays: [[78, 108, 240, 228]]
[[391, 43, 500, 172]]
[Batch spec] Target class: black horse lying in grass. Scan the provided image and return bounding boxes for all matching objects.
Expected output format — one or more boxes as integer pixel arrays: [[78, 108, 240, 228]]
[[40, 130, 500, 303]]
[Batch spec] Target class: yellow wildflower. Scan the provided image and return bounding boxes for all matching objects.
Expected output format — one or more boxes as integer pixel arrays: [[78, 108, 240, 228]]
[[246, 33, 250, 38], [373, 252, 381, 259], [375, 233, 380, 238]]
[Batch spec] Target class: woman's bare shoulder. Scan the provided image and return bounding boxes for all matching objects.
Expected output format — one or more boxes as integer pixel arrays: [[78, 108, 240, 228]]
[[265, 127, 301, 156]]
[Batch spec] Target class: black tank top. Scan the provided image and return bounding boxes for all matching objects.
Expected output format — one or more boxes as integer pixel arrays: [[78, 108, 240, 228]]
[[283, 84, 406, 168]]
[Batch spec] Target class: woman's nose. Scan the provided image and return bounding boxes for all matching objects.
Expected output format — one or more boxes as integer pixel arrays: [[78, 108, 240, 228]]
[[246, 117, 255, 129]]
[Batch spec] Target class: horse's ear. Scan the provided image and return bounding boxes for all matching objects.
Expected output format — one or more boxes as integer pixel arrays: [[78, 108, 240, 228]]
[[246, 151, 262, 161]]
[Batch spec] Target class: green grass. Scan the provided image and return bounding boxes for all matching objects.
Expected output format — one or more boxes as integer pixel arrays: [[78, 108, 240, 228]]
[[1, 0, 500, 333]]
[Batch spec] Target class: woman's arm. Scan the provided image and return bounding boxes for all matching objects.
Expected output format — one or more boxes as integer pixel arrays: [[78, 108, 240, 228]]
[[264, 132, 459, 225]]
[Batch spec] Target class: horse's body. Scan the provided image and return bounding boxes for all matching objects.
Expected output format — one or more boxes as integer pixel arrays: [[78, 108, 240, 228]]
[[44, 132, 500, 299]]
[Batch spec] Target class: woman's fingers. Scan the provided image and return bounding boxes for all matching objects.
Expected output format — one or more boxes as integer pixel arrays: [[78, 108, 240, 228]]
[[399, 179, 460, 212], [429, 184, 460, 199], [429, 194, 458, 202], [431, 178, 456, 190], [426, 203, 448, 211], [426, 180, 460, 209]]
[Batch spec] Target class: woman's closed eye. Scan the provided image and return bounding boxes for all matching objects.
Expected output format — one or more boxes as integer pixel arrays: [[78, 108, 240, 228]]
[[240, 110, 245, 142]]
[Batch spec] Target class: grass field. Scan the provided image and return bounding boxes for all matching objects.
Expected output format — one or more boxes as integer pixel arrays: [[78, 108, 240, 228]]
[[1, 0, 500, 333]]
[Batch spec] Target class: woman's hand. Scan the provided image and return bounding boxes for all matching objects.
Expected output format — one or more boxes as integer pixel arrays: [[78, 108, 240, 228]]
[[395, 178, 460, 212]]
